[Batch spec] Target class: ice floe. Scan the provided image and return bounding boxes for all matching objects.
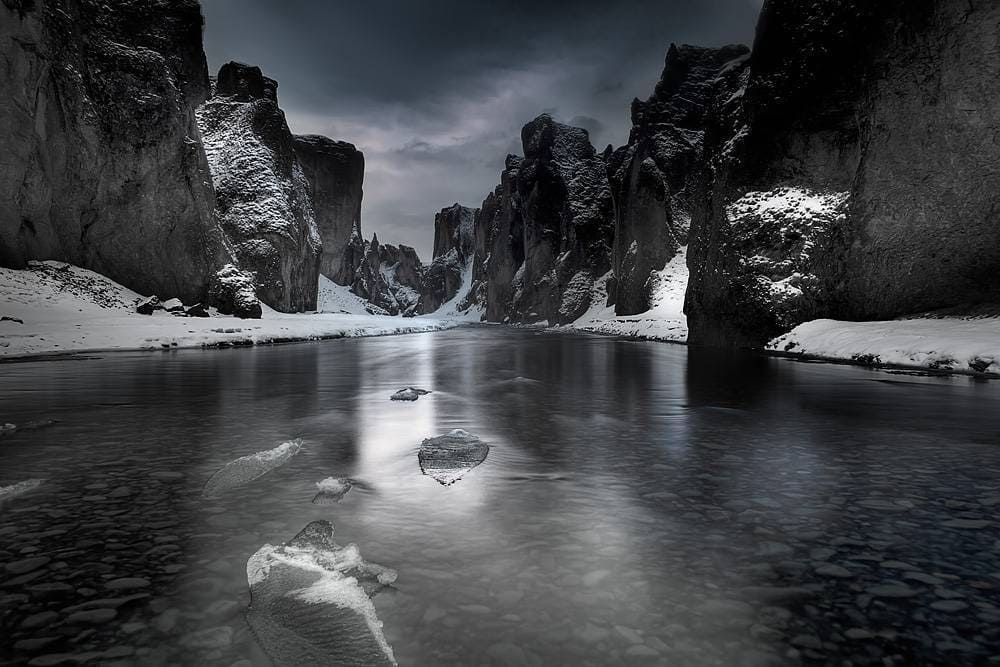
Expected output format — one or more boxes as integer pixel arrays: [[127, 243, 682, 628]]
[[418, 429, 490, 486], [203, 439, 304, 497], [313, 477, 353, 504], [0, 479, 45, 504], [389, 387, 431, 401], [246, 520, 397, 665]]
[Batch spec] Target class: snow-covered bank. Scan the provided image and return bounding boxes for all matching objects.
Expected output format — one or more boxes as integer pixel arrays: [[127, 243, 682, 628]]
[[0, 263, 454, 358], [564, 247, 688, 342], [769, 318, 1000, 375]]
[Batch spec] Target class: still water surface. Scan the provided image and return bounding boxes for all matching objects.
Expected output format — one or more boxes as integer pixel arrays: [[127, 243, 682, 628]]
[[1, 327, 999, 665]]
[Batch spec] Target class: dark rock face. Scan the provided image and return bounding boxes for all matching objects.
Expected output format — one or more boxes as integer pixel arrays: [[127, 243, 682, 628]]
[[0, 0, 231, 303], [292, 135, 365, 285], [686, 0, 1000, 348], [419, 204, 477, 313], [610, 44, 749, 315], [464, 116, 614, 324], [349, 235, 423, 316], [209, 264, 262, 319], [197, 62, 321, 313]]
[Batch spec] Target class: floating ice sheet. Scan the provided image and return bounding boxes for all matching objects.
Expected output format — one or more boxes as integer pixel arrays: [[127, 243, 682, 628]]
[[203, 439, 303, 497], [390, 387, 431, 401], [246, 520, 397, 666], [0, 479, 45, 504], [418, 429, 490, 486]]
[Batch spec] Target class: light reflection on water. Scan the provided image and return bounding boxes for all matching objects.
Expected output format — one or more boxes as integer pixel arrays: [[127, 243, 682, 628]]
[[0, 327, 999, 666]]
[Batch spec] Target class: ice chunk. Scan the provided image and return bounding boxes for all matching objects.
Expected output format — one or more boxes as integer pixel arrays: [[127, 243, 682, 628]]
[[0, 479, 45, 503], [203, 439, 303, 497], [313, 477, 353, 504], [418, 429, 490, 486], [390, 387, 431, 401], [0, 419, 57, 437], [246, 520, 397, 666]]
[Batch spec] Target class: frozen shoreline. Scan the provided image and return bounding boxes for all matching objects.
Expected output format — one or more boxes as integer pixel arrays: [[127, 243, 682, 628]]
[[3, 262, 997, 378], [0, 263, 455, 359]]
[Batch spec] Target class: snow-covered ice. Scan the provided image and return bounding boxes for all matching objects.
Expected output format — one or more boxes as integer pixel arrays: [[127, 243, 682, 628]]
[[418, 429, 490, 486], [390, 387, 431, 402], [313, 477, 353, 504], [769, 317, 1000, 375], [0, 263, 455, 358], [246, 520, 397, 666], [203, 439, 304, 497]]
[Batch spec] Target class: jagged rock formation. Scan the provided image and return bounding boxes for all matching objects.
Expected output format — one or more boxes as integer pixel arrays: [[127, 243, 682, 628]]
[[419, 204, 477, 313], [0, 0, 230, 304], [197, 62, 321, 312], [292, 135, 365, 285], [686, 0, 1000, 348], [608, 44, 749, 315], [349, 234, 423, 316], [462, 115, 614, 324]]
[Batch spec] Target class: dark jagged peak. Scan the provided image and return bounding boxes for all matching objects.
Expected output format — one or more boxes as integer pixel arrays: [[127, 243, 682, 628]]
[[521, 113, 596, 165], [215, 61, 278, 102], [631, 43, 750, 134], [432, 204, 477, 261]]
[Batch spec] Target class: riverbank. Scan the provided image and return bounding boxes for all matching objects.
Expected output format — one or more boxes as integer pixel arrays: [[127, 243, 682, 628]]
[[0, 263, 455, 358]]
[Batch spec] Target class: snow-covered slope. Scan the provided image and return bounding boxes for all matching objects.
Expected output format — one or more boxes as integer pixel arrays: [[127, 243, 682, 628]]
[[0, 263, 453, 358], [567, 247, 688, 342], [769, 317, 1000, 375]]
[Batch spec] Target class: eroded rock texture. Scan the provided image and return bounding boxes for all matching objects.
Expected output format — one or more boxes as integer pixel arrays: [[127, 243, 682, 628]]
[[349, 235, 423, 316], [609, 44, 749, 315], [197, 62, 321, 312], [292, 135, 365, 285], [420, 204, 477, 313], [686, 0, 1000, 348], [0, 0, 230, 303], [464, 115, 614, 324]]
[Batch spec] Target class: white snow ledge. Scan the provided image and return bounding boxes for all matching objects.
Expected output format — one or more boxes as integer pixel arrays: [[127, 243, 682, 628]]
[[768, 318, 1000, 376], [0, 264, 455, 359]]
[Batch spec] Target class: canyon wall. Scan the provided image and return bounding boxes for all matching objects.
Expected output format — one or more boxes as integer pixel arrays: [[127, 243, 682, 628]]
[[685, 0, 1000, 347], [0, 0, 230, 303]]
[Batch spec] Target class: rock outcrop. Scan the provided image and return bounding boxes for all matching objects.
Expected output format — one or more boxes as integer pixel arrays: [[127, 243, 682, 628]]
[[463, 115, 615, 324], [0, 0, 230, 304], [292, 135, 365, 285], [197, 62, 321, 312], [419, 204, 477, 313], [609, 44, 749, 315], [349, 234, 423, 316], [686, 0, 1000, 348]]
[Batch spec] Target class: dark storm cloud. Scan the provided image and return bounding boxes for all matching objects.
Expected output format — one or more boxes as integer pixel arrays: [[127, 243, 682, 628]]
[[201, 0, 762, 259]]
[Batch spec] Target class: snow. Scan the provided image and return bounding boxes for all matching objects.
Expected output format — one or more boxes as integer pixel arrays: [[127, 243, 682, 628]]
[[769, 317, 1000, 375], [317, 274, 386, 315], [567, 246, 689, 342], [0, 263, 455, 358], [426, 259, 484, 320], [246, 520, 397, 664]]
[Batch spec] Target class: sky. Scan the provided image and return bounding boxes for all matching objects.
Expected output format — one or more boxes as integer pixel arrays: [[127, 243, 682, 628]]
[[201, 0, 762, 261]]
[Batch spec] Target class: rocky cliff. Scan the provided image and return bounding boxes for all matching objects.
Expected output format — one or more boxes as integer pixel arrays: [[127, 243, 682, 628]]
[[197, 61, 321, 313], [686, 0, 1000, 348], [347, 234, 423, 316], [420, 204, 477, 313], [0, 0, 230, 304], [462, 115, 615, 324], [292, 135, 365, 285], [609, 44, 749, 315]]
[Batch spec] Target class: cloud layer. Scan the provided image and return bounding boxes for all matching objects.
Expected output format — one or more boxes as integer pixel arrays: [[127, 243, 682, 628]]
[[201, 0, 762, 259]]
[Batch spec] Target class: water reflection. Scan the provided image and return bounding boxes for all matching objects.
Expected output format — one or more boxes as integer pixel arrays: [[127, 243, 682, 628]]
[[0, 329, 998, 665]]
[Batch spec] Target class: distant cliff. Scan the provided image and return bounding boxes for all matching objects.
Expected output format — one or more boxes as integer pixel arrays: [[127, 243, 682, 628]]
[[293, 135, 365, 286], [0, 0, 230, 304], [420, 204, 477, 313], [460, 115, 614, 324]]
